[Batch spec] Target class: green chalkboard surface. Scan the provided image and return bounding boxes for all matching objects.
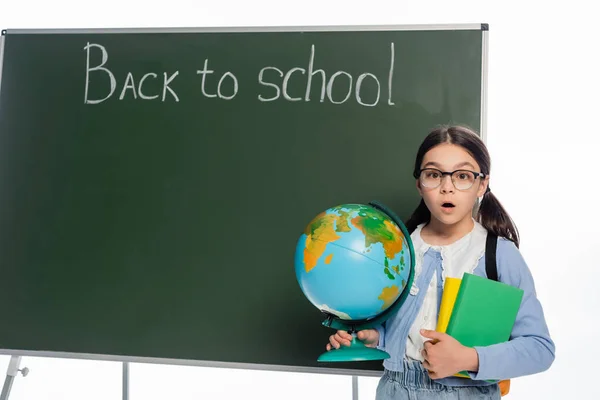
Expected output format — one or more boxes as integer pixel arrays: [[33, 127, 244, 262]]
[[0, 25, 486, 374]]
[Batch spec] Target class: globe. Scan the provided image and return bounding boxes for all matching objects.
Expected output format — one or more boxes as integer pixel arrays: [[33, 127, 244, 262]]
[[294, 201, 414, 362]]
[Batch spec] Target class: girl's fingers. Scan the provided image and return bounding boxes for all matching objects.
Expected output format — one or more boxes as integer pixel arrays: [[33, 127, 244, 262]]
[[338, 330, 353, 340], [422, 359, 432, 370], [357, 329, 378, 345], [329, 335, 341, 349], [334, 332, 351, 346], [327, 330, 355, 351]]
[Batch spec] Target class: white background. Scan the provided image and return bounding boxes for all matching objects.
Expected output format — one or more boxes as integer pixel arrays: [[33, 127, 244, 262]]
[[1, 1, 598, 399]]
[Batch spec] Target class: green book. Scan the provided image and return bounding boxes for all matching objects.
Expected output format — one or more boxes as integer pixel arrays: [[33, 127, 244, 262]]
[[446, 273, 524, 379]]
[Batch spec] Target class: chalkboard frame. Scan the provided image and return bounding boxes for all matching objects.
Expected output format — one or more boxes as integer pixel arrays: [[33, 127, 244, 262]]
[[0, 23, 489, 377]]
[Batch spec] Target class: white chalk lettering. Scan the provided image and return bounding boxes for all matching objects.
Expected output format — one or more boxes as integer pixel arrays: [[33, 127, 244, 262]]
[[83, 43, 396, 106], [283, 67, 306, 101], [197, 59, 217, 98], [83, 43, 116, 104], [256, 44, 394, 107], [138, 73, 159, 100], [258, 66, 284, 102], [305, 44, 326, 102], [388, 42, 395, 106], [326, 71, 353, 105], [162, 71, 180, 102], [119, 72, 138, 100], [218, 72, 239, 100], [356, 73, 381, 107]]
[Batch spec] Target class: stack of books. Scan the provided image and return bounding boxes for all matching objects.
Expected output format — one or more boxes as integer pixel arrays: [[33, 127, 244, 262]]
[[435, 273, 524, 379]]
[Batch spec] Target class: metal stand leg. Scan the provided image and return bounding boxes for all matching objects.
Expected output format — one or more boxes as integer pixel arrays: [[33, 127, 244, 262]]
[[122, 362, 129, 400], [352, 375, 359, 400], [0, 356, 28, 400]]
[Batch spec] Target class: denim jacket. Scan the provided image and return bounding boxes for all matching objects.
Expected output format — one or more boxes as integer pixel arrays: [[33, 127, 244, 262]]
[[375, 227, 555, 387]]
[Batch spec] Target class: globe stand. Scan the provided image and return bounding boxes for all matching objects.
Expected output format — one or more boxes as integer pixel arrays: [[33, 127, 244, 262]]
[[317, 332, 390, 362]]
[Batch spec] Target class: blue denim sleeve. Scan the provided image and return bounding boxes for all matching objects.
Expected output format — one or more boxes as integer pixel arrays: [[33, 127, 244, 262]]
[[376, 323, 386, 350], [468, 238, 555, 380]]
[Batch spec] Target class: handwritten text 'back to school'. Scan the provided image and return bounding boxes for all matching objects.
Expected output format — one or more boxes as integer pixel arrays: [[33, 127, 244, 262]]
[[83, 42, 397, 107]]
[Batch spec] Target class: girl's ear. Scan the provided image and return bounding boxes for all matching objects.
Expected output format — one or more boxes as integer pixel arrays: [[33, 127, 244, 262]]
[[476, 176, 490, 198], [416, 179, 423, 196]]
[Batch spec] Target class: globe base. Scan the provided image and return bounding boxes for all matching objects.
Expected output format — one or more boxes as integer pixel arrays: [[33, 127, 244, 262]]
[[317, 336, 390, 362]]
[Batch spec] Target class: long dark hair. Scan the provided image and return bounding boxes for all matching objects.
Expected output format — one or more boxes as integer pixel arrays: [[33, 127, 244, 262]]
[[405, 125, 520, 247]]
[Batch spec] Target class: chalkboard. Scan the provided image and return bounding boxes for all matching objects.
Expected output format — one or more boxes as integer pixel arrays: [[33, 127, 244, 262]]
[[0, 24, 487, 375]]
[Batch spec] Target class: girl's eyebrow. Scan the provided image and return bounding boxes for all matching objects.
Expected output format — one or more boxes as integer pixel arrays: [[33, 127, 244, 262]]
[[454, 161, 477, 169], [422, 161, 476, 169], [422, 161, 442, 168]]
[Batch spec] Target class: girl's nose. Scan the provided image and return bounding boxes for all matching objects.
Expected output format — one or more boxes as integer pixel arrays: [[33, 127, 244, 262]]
[[440, 175, 454, 193]]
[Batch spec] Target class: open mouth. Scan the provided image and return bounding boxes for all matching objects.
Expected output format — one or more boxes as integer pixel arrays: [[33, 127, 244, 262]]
[[442, 202, 455, 209]]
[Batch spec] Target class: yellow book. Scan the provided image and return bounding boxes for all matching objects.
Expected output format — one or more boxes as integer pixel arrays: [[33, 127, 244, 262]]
[[436, 277, 461, 333], [435, 277, 469, 379]]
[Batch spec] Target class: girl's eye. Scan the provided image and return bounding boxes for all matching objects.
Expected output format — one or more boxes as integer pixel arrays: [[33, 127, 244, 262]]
[[454, 171, 474, 181]]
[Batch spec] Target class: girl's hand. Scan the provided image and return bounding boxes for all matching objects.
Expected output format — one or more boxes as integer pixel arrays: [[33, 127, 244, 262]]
[[326, 329, 379, 350], [419, 329, 479, 379]]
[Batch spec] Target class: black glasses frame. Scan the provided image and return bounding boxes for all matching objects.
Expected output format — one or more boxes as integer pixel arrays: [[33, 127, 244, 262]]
[[414, 168, 486, 189]]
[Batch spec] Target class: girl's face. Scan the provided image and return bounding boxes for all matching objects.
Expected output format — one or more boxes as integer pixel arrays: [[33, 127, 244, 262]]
[[416, 143, 489, 227]]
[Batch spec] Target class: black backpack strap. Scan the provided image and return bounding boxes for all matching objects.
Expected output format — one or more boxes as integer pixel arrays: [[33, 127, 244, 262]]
[[485, 233, 499, 281]]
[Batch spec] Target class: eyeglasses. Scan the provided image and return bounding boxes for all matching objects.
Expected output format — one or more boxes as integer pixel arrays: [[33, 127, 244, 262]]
[[416, 168, 486, 190]]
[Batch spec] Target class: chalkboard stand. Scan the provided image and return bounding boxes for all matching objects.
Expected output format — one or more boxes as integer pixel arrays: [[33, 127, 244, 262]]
[[0, 356, 28, 400]]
